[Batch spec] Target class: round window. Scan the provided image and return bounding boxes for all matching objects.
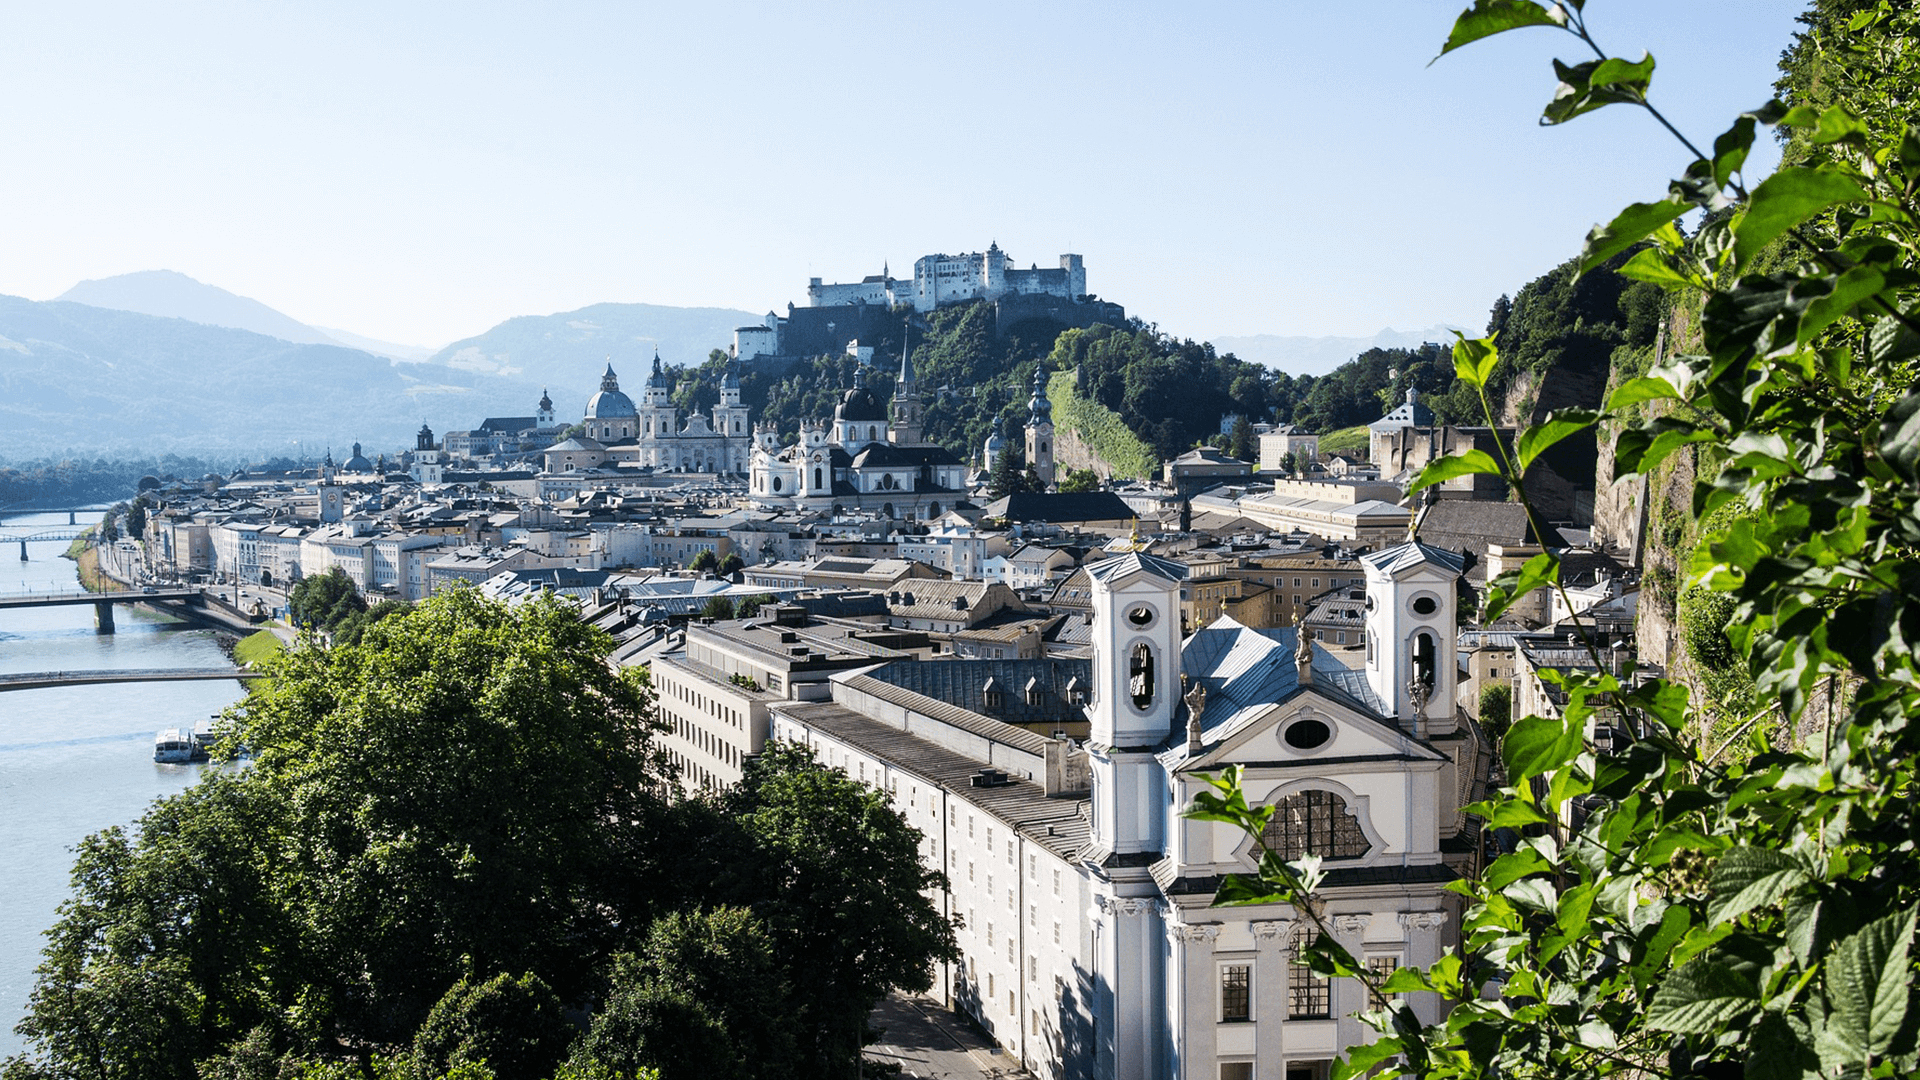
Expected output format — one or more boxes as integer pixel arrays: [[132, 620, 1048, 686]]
[[1284, 718, 1332, 750], [1127, 605, 1155, 627], [1412, 596, 1438, 616]]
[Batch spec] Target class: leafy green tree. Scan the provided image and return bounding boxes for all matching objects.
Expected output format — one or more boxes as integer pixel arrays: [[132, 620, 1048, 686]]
[[1476, 682, 1512, 745], [699, 595, 735, 621], [408, 972, 572, 1080], [987, 445, 1031, 500], [719, 743, 958, 1077], [1228, 415, 1255, 462], [733, 594, 775, 619], [687, 549, 716, 573], [715, 551, 744, 576], [125, 502, 147, 541], [1193, 6, 1920, 1079], [288, 566, 366, 634], [333, 598, 413, 648], [1058, 467, 1101, 493], [570, 908, 796, 1080], [96, 510, 119, 544]]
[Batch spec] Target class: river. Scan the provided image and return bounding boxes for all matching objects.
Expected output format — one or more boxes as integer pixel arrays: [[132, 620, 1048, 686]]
[[0, 510, 246, 1058]]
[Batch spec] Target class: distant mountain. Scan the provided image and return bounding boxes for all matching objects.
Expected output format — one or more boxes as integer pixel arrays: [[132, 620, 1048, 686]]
[[312, 325, 437, 363], [57, 270, 344, 348], [0, 296, 546, 460], [431, 303, 759, 395], [1210, 325, 1468, 378]]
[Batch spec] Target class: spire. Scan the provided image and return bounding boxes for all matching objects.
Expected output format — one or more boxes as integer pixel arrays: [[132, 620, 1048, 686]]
[[601, 359, 620, 392], [898, 321, 914, 386]]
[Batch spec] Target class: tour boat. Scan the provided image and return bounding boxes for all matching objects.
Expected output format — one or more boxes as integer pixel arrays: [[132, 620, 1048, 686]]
[[153, 728, 200, 764]]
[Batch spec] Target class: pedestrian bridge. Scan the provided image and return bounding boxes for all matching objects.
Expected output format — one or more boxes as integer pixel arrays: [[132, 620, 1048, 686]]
[[0, 667, 265, 693], [0, 588, 205, 633]]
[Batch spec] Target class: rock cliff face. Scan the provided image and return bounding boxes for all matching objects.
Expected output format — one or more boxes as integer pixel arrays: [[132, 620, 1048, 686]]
[[1494, 354, 1611, 525], [1054, 425, 1120, 481]]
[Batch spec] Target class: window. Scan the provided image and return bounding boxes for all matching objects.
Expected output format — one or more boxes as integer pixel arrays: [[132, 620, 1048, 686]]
[[1263, 790, 1370, 860], [1367, 955, 1402, 998], [1052, 869, 1061, 896], [1221, 1063, 1254, 1080], [1290, 932, 1331, 1018], [1129, 642, 1155, 709], [1221, 963, 1252, 1022]]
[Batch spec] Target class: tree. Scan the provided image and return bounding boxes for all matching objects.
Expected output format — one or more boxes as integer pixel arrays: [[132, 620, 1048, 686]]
[[733, 594, 775, 619], [718, 743, 958, 1076], [332, 597, 414, 648], [1059, 467, 1101, 493], [987, 445, 1030, 500], [288, 566, 366, 635], [687, 549, 716, 573], [715, 551, 744, 577], [408, 972, 572, 1080], [1476, 682, 1511, 745], [570, 908, 797, 1080], [96, 509, 118, 544], [699, 595, 735, 621], [1192, 5, 1920, 1079], [1228, 415, 1255, 462], [125, 502, 147, 541]]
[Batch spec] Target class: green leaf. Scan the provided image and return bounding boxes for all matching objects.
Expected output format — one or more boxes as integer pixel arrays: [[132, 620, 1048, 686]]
[[1452, 333, 1500, 388], [1746, 1010, 1818, 1080], [1503, 713, 1583, 786], [1797, 266, 1886, 351], [1711, 114, 1756, 191], [1484, 551, 1560, 625], [1579, 197, 1689, 274], [1647, 959, 1761, 1033], [1407, 449, 1503, 497], [1543, 54, 1654, 126], [1434, 0, 1563, 61], [1824, 906, 1916, 1059], [1614, 245, 1699, 290], [1707, 847, 1811, 925], [1879, 391, 1920, 483], [1607, 375, 1682, 409], [1731, 168, 1870, 267], [1515, 409, 1601, 472]]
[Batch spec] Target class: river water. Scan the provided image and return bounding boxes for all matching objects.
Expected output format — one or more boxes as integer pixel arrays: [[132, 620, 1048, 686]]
[[0, 510, 245, 1057]]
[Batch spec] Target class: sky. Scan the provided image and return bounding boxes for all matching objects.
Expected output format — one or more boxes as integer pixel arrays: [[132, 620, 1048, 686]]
[[0, 2, 1809, 352]]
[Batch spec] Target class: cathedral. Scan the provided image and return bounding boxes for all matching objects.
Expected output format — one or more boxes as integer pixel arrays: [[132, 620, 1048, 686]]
[[542, 354, 753, 477], [747, 347, 969, 520], [766, 539, 1488, 1079]]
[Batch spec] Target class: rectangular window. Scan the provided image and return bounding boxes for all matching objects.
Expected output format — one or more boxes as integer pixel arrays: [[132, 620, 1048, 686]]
[[1221, 963, 1252, 1022], [1221, 1064, 1254, 1080], [1367, 955, 1402, 997], [1052, 869, 1061, 896], [1291, 933, 1331, 1018]]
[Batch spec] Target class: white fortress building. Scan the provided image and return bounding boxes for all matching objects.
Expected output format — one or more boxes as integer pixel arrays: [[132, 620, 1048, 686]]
[[806, 243, 1088, 314]]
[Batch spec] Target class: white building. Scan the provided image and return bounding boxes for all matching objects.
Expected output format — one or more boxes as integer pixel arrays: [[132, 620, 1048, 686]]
[[768, 540, 1487, 1079], [807, 244, 1088, 314]]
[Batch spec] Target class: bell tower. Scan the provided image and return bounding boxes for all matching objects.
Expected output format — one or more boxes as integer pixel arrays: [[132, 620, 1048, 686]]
[[889, 336, 924, 446], [1024, 366, 1056, 488], [1360, 541, 1466, 735]]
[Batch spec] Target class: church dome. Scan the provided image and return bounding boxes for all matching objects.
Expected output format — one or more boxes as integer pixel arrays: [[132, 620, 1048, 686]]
[[835, 367, 886, 423], [586, 362, 638, 419], [983, 417, 1007, 458], [343, 442, 373, 472]]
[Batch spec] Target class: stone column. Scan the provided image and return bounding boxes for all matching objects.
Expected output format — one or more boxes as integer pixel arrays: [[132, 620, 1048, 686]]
[[1250, 918, 1294, 1065], [94, 599, 114, 635], [1168, 922, 1221, 1079]]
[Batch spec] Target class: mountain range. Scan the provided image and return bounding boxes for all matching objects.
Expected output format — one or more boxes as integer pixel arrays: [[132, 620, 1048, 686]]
[[1210, 325, 1468, 378]]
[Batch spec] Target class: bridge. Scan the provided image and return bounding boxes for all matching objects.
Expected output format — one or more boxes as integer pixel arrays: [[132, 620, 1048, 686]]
[[0, 667, 264, 693], [0, 588, 206, 633], [1, 530, 87, 558]]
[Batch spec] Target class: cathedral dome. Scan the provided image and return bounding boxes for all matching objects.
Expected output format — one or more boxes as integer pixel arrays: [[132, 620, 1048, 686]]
[[586, 362, 638, 419], [835, 368, 886, 423], [343, 442, 373, 472]]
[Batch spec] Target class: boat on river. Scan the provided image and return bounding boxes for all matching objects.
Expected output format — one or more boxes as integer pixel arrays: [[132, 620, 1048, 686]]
[[153, 723, 212, 764]]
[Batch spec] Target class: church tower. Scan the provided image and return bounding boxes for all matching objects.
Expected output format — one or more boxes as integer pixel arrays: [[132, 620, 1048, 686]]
[[1081, 549, 1183, 1080], [1360, 541, 1466, 736], [1024, 366, 1056, 488], [536, 389, 555, 427], [888, 336, 924, 445], [410, 423, 443, 486], [640, 352, 676, 462], [712, 360, 749, 471]]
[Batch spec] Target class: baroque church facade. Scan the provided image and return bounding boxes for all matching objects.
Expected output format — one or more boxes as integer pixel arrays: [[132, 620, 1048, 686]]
[[766, 541, 1487, 1079], [747, 349, 969, 520], [543, 355, 753, 477]]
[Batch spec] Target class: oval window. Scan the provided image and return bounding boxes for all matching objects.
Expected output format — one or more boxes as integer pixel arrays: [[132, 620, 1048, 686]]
[[1284, 718, 1332, 750], [1412, 596, 1438, 616], [1127, 605, 1154, 627]]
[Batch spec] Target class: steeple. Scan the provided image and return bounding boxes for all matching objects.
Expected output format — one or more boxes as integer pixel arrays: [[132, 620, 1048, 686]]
[[601, 360, 621, 393]]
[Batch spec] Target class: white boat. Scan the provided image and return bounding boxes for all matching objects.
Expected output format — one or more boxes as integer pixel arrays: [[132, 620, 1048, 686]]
[[153, 728, 199, 764]]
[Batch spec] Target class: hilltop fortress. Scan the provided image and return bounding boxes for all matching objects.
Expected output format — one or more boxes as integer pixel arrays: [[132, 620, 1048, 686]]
[[735, 242, 1125, 362]]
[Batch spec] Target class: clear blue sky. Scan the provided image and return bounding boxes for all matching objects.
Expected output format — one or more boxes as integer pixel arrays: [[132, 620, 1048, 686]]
[[0, 2, 1808, 351]]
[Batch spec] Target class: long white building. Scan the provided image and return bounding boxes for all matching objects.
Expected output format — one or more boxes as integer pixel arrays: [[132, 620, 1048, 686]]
[[764, 540, 1487, 1080]]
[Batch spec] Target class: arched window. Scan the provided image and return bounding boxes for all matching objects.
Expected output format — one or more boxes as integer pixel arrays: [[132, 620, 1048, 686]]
[[1261, 790, 1370, 860], [1129, 643, 1155, 710], [772, 477, 782, 493], [869, 425, 878, 440], [1412, 631, 1438, 697], [813, 467, 823, 489]]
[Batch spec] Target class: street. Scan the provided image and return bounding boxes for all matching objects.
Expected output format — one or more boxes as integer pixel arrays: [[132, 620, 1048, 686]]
[[865, 994, 1033, 1080]]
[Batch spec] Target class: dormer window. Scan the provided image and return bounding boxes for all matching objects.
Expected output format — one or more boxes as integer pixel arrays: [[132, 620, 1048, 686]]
[[1025, 677, 1045, 707], [982, 676, 1004, 712]]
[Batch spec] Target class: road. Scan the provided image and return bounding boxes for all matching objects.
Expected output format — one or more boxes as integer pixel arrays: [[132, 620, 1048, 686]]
[[865, 994, 1033, 1080]]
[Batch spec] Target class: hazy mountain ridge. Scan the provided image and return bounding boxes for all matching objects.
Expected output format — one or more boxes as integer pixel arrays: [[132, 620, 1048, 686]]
[[1211, 325, 1468, 378], [56, 270, 345, 349], [430, 302, 760, 388], [0, 296, 548, 460]]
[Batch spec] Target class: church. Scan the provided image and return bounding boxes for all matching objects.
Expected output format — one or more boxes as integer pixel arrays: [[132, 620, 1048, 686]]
[[747, 348, 969, 520], [765, 539, 1486, 1080], [542, 355, 753, 477]]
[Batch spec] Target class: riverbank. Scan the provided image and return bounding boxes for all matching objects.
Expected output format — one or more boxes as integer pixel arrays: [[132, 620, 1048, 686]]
[[72, 543, 126, 595]]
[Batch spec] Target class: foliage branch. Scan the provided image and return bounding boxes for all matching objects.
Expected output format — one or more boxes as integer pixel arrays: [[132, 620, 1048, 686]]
[[1189, 3, 1920, 1078]]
